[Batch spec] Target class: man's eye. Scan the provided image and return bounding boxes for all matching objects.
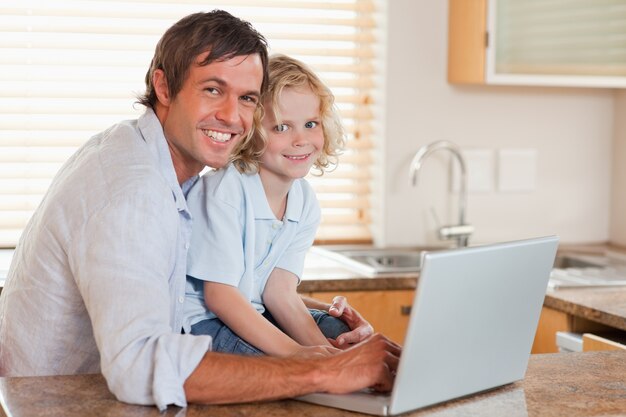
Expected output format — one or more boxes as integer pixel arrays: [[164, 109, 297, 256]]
[[274, 124, 289, 132], [305, 121, 318, 129], [241, 95, 258, 104], [205, 87, 219, 95]]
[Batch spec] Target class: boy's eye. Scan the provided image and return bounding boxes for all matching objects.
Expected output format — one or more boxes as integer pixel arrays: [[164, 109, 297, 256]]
[[274, 124, 289, 132], [305, 121, 318, 129]]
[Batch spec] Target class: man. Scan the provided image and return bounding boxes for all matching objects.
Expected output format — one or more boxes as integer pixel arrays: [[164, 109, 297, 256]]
[[0, 10, 399, 410]]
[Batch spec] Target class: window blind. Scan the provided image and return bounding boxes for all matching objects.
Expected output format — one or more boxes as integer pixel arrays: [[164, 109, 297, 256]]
[[0, 0, 380, 247], [494, 0, 626, 76]]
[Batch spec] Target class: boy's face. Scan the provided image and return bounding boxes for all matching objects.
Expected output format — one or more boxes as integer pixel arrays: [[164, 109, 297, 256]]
[[156, 53, 264, 183], [259, 86, 324, 187]]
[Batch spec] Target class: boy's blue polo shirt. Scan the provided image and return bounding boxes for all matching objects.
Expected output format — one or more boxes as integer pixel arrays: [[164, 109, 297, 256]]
[[184, 164, 321, 331]]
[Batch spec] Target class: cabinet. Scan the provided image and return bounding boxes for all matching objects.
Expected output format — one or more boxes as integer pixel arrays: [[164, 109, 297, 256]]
[[532, 306, 621, 353], [448, 0, 626, 88], [447, 0, 487, 85], [308, 290, 415, 344], [305, 294, 626, 352], [582, 333, 626, 352]]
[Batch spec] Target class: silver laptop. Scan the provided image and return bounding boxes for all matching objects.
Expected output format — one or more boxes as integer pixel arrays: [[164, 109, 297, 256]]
[[297, 236, 559, 415]]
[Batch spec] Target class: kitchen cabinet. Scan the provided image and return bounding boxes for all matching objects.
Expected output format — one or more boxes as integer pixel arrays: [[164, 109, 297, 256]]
[[582, 333, 626, 352], [532, 306, 620, 353], [308, 290, 415, 344], [447, 0, 487, 84], [448, 0, 626, 88]]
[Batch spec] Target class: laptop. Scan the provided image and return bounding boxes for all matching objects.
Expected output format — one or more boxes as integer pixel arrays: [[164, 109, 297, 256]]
[[297, 236, 559, 415]]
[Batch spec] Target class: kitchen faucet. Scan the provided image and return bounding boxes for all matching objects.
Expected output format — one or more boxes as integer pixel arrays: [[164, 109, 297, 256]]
[[409, 140, 474, 247]]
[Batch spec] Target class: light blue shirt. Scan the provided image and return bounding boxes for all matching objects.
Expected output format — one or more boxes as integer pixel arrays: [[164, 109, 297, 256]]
[[0, 109, 212, 410], [184, 164, 320, 330]]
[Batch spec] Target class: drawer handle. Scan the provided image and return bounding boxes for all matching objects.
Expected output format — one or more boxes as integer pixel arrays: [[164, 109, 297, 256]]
[[400, 305, 412, 316]]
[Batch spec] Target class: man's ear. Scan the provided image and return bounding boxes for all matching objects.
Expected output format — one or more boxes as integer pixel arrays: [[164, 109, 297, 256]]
[[153, 69, 170, 106]]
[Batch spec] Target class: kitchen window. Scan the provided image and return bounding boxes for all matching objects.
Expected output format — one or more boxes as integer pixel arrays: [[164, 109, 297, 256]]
[[0, 0, 381, 247]]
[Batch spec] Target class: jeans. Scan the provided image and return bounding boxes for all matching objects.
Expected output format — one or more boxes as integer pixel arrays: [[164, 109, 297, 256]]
[[190, 308, 350, 356]]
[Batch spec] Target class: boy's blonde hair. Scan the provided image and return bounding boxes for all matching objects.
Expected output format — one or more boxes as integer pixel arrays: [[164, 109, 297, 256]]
[[232, 54, 345, 174]]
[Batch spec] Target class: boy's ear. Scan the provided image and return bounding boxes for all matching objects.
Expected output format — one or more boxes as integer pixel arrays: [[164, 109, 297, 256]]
[[153, 69, 171, 106]]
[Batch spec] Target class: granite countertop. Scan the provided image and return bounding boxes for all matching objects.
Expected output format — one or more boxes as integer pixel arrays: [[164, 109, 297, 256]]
[[542, 243, 626, 331], [1, 351, 624, 416]]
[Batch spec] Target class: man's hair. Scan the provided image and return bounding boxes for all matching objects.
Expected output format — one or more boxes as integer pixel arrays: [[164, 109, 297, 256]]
[[137, 10, 269, 108], [232, 54, 345, 174]]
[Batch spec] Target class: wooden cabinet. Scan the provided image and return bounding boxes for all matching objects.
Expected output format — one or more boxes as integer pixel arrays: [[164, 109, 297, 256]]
[[308, 290, 415, 344], [448, 0, 626, 88], [447, 0, 487, 85], [531, 306, 618, 354], [582, 333, 626, 352], [306, 295, 625, 352]]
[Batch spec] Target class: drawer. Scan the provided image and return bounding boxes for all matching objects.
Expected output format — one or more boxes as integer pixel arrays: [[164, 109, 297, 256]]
[[582, 333, 626, 352]]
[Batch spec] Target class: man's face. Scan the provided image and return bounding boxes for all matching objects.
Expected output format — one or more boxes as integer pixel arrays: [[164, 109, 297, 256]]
[[157, 53, 264, 182]]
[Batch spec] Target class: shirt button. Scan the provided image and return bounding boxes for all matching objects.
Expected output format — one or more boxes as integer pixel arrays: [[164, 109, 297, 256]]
[[272, 223, 279, 229], [178, 296, 184, 303], [184, 242, 190, 249]]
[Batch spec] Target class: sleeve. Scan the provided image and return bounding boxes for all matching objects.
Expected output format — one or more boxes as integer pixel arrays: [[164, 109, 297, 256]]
[[274, 181, 321, 282], [69, 189, 211, 410], [186, 172, 246, 287]]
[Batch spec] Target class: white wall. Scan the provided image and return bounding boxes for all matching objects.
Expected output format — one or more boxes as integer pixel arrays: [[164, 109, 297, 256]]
[[610, 90, 626, 247], [375, 0, 614, 248]]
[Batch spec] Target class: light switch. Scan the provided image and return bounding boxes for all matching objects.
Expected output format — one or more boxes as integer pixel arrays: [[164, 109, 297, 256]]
[[451, 149, 494, 193], [497, 149, 537, 192]]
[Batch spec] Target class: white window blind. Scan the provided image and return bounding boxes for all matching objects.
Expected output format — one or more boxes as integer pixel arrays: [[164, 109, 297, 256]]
[[494, 0, 626, 77], [0, 0, 380, 247]]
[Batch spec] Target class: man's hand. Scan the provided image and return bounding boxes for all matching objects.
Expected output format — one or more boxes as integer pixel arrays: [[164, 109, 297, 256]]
[[184, 332, 401, 404], [327, 296, 374, 347], [316, 333, 402, 394]]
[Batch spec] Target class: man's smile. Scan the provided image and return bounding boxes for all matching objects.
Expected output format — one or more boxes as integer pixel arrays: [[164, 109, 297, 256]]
[[201, 129, 235, 143]]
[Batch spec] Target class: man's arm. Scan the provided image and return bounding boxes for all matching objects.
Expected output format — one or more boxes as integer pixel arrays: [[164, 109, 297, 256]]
[[72, 191, 210, 409], [184, 333, 401, 404], [301, 295, 374, 346], [262, 268, 330, 346]]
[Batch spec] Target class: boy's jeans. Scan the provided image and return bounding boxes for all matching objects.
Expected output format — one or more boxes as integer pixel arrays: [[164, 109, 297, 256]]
[[190, 308, 350, 355]]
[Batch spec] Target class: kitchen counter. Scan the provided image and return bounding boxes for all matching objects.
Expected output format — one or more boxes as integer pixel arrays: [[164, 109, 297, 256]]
[[1, 351, 625, 416], [543, 243, 626, 331], [299, 249, 419, 293], [301, 244, 626, 332]]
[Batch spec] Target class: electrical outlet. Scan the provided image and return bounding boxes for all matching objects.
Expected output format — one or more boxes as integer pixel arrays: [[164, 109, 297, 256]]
[[451, 149, 494, 193], [497, 149, 537, 192]]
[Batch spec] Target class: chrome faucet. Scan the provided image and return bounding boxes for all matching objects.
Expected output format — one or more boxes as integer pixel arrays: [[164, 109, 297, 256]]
[[409, 140, 474, 247]]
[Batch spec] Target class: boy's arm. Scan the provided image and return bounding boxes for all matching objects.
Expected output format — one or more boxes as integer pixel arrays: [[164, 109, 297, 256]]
[[203, 281, 334, 357], [262, 268, 330, 346]]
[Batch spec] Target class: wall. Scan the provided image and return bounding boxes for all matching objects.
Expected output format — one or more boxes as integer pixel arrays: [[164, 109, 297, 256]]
[[610, 91, 626, 247], [374, 0, 615, 248]]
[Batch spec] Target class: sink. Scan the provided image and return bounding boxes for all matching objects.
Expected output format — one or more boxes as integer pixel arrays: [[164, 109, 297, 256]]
[[310, 245, 447, 276], [549, 252, 626, 289], [312, 245, 624, 283], [552, 254, 607, 269]]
